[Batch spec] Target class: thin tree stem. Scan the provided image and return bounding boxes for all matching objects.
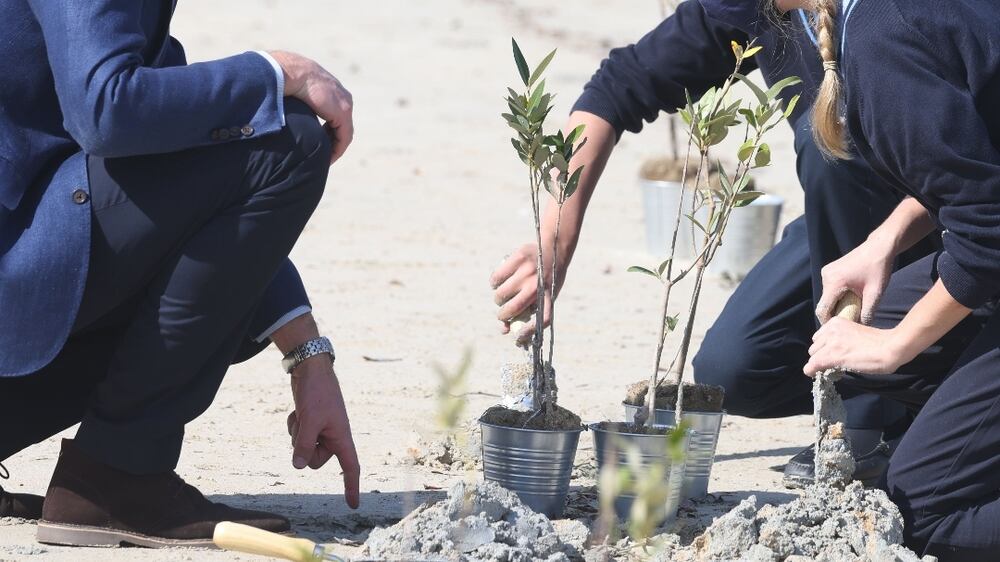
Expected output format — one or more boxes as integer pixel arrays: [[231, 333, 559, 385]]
[[547, 202, 564, 368]]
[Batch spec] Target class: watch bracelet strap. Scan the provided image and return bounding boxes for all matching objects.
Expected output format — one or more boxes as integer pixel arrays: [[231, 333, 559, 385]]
[[282, 336, 335, 373]]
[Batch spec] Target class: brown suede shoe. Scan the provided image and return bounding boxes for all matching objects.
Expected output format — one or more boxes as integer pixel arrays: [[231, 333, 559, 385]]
[[36, 440, 289, 548], [0, 463, 44, 520]]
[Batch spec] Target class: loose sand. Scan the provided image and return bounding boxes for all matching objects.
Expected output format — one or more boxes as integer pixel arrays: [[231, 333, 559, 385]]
[[1, 1, 816, 560]]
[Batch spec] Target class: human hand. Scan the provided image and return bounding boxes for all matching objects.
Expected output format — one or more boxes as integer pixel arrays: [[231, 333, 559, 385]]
[[803, 319, 912, 376], [490, 243, 561, 347], [816, 239, 894, 325], [287, 356, 361, 509], [268, 51, 354, 164]]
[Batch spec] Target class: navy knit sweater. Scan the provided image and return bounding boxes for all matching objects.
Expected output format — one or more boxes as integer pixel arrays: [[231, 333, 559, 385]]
[[572, 0, 823, 138], [843, 0, 1000, 308]]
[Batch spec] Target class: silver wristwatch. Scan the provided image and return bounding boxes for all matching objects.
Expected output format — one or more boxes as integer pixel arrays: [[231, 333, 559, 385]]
[[282, 336, 335, 373]]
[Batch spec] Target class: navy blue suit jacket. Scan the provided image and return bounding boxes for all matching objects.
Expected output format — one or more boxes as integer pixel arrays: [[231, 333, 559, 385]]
[[1, 0, 308, 376]]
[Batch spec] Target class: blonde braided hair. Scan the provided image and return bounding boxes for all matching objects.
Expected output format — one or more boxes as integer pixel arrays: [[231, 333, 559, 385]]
[[812, 0, 851, 159]]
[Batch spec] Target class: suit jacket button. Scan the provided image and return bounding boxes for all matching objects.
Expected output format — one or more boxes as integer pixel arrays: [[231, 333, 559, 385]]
[[241, 125, 254, 137], [72, 189, 89, 204], [218, 129, 230, 141]]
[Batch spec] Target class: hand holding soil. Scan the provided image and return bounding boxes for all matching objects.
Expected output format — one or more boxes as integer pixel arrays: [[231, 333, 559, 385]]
[[491, 242, 559, 346]]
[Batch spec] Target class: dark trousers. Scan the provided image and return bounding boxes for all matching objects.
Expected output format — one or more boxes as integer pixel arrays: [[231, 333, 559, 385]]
[[839, 254, 1000, 558], [0, 100, 329, 474], [692, 115, 935, 431]]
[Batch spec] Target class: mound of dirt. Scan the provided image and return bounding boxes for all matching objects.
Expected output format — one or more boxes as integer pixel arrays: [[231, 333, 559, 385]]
[[624, 381, 725, 413], [480, 404, 582, 431], [657, 483, 933, 562], [363, 480, 574, 562]]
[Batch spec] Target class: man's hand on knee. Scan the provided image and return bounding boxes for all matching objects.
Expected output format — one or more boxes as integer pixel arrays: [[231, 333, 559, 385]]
[[269, 51, 355, 164]]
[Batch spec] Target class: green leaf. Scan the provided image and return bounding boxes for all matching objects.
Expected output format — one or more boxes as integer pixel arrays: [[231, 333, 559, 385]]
[[783, 94, 801, 119], [734, 73, 767, 105], [766, 76, 803, 101], [734, 190, 764, 207], [627, 265, 660, 280], [527, 79, 545, 112], [511, 38, 530, 86], [551, 151, 568, 173], [565, 124, 586, 146], [685, 213, 707, 233], [657, 259, 672, 276], [665, 314, 680, 331], [718, 167, 733, 196], [528, 49, 557, 87], [564, 166, 584, 199], [754, 143, 771, 168], [743, 45, 763, 59], [737, 139, 755, 162], [738, 108, 757, 128]]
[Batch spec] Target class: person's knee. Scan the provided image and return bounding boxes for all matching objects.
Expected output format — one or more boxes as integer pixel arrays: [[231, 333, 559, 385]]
[[693, 334, 770, 417], [272, 99, 331, 206]]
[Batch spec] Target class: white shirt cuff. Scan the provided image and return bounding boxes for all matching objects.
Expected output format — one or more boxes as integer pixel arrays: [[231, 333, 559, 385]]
[[255, 50, 286, 127], [254, 305, 312, 343]]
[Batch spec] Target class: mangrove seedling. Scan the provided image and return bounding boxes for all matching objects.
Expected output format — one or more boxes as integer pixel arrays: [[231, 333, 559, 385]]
[[630, 41, 801, 426], [502, 38, 586, 416]]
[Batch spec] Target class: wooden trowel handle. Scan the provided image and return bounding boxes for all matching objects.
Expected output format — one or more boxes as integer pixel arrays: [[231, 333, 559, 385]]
[[833, 291, 862, 323], [213, 522, 319, 562]]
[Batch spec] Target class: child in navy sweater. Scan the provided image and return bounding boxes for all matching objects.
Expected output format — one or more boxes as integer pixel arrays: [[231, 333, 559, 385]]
[[721, 0, 1000, 558]]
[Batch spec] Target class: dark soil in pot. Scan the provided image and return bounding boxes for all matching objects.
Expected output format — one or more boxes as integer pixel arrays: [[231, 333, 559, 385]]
[[480, 404, 582, 431], [592, 421, 674, 436], [624, 381, 725, 413]]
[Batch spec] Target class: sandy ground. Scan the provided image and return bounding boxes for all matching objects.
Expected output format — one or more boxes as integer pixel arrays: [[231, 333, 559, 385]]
[[1, 1, 815, 560]]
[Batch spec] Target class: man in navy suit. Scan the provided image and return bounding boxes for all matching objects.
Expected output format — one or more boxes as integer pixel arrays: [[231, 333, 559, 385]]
[[0, 0, 361, 547]]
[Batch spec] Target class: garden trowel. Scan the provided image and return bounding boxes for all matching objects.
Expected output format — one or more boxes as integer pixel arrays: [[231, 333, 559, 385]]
[[213, 522, 352, 562]]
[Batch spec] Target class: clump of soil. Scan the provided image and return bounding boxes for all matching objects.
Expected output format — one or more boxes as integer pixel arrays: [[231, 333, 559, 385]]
[[363, 480, 573, 562], [407, 419, 482, 471], [591, 421, 674, 436], [624, 381, 725, 413], [480, 404, 582, 431]]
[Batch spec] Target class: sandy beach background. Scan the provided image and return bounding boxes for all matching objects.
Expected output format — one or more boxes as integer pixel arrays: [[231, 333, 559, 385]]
[[1, 1, 814, 559]]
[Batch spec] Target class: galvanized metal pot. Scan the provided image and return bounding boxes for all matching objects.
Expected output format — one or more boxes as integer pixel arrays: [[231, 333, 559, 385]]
[[640, 179, 696, 261], [624, 404, 724, 500], [479, 420, 583, 518], [590, 422, 691, 526], [640, 178, 783, 279]]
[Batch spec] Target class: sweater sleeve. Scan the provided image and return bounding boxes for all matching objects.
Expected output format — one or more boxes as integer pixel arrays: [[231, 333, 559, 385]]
[[848, 20, 1000, 308], [27, 0, 284, 158], [572, 0, 755, 139]]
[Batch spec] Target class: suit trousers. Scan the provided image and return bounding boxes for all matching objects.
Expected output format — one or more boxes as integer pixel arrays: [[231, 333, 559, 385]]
[[840, 254, 1000, 558], [691, 115, 935, 431], [0, 100, 329, 474]]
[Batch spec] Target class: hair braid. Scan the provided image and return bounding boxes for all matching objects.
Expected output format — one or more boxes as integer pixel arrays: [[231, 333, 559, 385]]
[[812, 0, 851, 159]]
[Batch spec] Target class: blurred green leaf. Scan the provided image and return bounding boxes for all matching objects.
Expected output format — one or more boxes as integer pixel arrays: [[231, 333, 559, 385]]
[[754, 143, 771, 168], [783, 94, 801, 119], [734, 190, 764, 207], [657, 258, 671, 276], [511, 38, 530, 86], [737, 139, 755, 162], [766, 76, 803, 101], [565, 166, 584, 199], [627, 265, 660, 280]]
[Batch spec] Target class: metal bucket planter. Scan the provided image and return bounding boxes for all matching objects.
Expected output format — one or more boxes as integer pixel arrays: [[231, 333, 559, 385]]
[[590, 422, 691, 526], [479, 420, 583, 518], [640, 178, 783, 279], [624, 404, 724, 500], [640, 179, 696, 261]]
